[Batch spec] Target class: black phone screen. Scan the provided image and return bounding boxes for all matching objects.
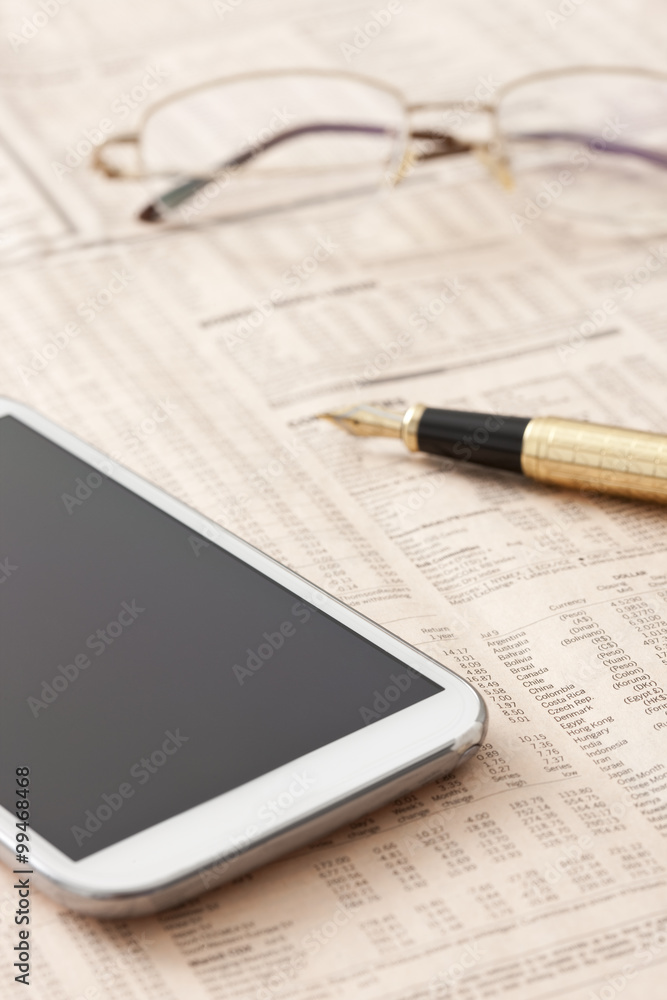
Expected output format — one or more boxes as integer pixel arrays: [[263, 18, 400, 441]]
[[0, 416, 440, 860]]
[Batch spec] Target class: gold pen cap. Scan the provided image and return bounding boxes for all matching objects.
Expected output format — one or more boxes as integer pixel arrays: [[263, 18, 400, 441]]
[[521, 417, 667, 504]]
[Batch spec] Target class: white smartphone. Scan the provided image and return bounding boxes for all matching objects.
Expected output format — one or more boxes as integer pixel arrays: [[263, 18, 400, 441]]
[[0, 398, 486, 917]]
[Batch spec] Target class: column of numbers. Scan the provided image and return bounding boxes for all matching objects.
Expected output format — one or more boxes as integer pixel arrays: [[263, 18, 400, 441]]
[[314, 856, 380, 908], [464, 813, 522, 863], [372, 841, 428, 891]]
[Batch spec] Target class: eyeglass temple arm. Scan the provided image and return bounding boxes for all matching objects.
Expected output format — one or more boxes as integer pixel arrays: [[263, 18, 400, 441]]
[[409, 126, 667, 169], [105, 120, 666, 221], [137, 121, 398, 222], [96, 123, 483, 195], [509, 129, 667, 169]]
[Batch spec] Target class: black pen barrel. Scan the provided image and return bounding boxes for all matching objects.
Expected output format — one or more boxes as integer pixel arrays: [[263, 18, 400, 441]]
[[417, 409, 530, 473]]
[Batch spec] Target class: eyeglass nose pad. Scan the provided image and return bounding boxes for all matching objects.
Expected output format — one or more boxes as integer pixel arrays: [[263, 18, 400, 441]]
[[91, 133, 140, 179], [389, 147, 418, 187], [473, 142, 515, 191]]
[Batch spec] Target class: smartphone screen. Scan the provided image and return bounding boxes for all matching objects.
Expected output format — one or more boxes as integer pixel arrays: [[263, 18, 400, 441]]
[[0, 416, 440, 860]]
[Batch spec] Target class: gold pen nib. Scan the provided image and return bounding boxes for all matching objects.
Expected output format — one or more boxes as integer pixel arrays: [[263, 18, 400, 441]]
[[317, 404, 405, 439]]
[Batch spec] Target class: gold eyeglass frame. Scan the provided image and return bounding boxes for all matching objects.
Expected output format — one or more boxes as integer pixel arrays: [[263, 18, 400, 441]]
[[91, 64, 667, 221]]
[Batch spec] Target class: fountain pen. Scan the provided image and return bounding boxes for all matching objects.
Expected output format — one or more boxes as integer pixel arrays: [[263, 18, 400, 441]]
[[318, 403, 667, 504]]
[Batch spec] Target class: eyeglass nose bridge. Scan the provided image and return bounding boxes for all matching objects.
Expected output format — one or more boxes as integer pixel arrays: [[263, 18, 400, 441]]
[[406, 99, 498, 140], [406, 99, 496, 116], [402, 100, 513, 190]]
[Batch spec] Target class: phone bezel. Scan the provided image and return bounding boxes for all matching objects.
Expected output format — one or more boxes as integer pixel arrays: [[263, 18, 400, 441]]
[[0, 397, 486, 908]]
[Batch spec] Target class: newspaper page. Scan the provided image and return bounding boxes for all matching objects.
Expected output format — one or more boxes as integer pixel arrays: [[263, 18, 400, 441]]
[[1, 0, 666, 998]]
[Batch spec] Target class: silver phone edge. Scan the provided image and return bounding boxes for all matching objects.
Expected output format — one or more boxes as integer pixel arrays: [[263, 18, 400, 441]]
[[0, 396, 488, 918], [0, 710, 485, 918]]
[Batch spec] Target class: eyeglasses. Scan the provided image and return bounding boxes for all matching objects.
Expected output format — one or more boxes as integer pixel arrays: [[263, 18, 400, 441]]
[[92, 66, 667, 233]]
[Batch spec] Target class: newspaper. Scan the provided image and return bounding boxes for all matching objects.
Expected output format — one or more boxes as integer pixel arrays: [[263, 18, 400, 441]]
[[1, 0, 666, 997]]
